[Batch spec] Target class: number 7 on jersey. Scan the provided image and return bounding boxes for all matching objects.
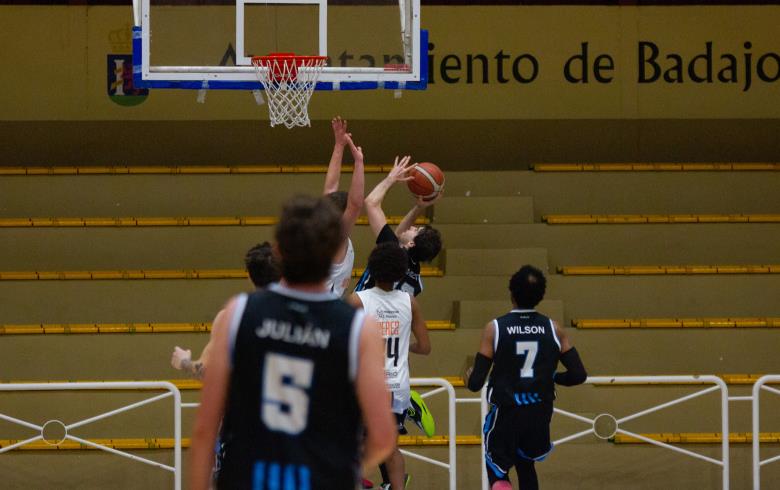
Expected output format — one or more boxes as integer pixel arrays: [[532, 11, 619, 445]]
[[515, 341, 538, 378]]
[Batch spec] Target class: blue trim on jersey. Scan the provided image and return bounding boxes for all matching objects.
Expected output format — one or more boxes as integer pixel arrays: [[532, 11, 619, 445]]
[[485, 453, 507, 478], [283, 464, 296, 490], [268, 463, 281, 490], [482, 405, 496, 434], [298, 466, 311, 490], [354, 268, 371, 292], [517, 444, 554, 462], [253, 462, 266, 490]]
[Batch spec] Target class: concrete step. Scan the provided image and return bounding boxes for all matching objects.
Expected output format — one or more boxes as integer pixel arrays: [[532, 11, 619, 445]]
[[434, 223, 780, 267], [0, 173, 421, 218], [431, 196, 534, 224], [442, 248, 548, 276], [441, 171, 780, 217], [454, 300, 564, 329]]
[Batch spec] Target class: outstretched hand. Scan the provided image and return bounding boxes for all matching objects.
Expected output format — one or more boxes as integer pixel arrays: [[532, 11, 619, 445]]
[[345, 134, 364, 164], [387, 155, 416, 184], [332, 116, 350, 147], [171, 346, 191, 370]]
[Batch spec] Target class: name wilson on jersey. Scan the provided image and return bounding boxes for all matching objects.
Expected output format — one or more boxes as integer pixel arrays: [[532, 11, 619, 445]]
[[255, 319, 331, 349], [506, 325, 546, 335]]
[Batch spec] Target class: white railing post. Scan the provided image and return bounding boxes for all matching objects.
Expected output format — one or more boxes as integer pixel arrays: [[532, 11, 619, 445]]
[[752, 375, 780, 490], [406, 377, 456, 490]]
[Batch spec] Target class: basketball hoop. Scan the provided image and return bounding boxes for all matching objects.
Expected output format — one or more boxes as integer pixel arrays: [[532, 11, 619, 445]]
[[251, 53, 327, 129]]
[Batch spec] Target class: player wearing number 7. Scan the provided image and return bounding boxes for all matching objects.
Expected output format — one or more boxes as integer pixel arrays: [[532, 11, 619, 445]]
[[191, 196, 396, 490], [466, 265, 587, 490]]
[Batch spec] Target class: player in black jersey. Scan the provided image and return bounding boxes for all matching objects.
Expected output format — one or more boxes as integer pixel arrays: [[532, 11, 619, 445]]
[[466, 265, 587, 490], [355, 156, 442, 297], [191, 195, 396, 490]]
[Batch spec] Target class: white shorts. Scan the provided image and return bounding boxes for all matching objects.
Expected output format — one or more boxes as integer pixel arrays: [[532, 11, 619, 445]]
[[391, 389, 411, 415]]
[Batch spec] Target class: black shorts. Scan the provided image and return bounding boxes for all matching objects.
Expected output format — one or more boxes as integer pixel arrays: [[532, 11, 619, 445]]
[[483, 401, 553, 482]]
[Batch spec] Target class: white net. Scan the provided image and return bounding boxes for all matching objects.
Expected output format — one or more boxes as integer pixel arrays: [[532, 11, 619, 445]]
[[251, 55, 327, 129]]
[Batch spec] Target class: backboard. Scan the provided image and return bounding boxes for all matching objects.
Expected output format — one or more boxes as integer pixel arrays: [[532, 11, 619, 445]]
[[131, 0, 426, 91]]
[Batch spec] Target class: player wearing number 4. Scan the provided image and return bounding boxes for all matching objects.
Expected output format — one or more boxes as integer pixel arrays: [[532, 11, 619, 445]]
[[349, 243, 431, 490], [191, 196, 396, 490], [466, 265, 588, 490]]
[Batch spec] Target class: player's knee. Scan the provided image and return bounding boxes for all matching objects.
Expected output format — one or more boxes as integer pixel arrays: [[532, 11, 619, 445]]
[[491, 481, 512, 490]]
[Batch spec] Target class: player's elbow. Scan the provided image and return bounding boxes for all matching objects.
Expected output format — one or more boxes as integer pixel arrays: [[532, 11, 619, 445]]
[[418, 343, 431, 355], [364, 195, 380, 209]]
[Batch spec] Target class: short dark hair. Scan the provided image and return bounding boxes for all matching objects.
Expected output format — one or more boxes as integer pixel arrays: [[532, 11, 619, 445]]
[[275, 195, 344, 284], [367, 243, 408, 285], [509, 265, 546, 309], [325, 191, 348, 213], [410, 226, 442, 262], [244, 242, 280, 288]]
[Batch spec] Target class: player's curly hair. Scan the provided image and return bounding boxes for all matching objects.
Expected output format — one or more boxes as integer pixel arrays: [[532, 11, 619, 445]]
[[244, 242, 281, 288], [509, 265, 547, 309], [411, 226, 442, 263], [325, 191, 348, 213], [275, 195, 344, 284], [367, 243, 408, 285]]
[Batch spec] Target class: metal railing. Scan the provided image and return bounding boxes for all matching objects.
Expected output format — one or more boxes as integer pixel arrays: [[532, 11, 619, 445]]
[[180, 377, 459, 490], [476, 375, 730, 490], [0, 382, 181, 490]]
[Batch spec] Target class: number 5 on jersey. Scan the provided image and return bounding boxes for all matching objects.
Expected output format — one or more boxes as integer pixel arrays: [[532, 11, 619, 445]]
[[516, 341, 538, 378], [262, 353, 314, 434]]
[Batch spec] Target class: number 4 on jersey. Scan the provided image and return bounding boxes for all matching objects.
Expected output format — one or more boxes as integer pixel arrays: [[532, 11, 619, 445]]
[[515, 341, 538, 378]]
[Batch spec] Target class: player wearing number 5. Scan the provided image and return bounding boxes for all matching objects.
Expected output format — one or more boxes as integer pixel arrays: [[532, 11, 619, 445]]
[[349, 243, 431, 490], [191, 196, 396, 490], [466, 265, 587, 490]]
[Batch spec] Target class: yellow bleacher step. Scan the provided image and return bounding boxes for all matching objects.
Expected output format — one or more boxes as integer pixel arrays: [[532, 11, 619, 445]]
[[0, 434, 482, 451], [558, 265, 779, 275], [0, 216, 429, 228], [0, 165, 394, 176], [0, 267, 444, 281], [544, 214, 780, 224], [0, 321, 456, 335], [532, 163, 780, 172], [573, 317, 780, 329], [613, 432, 780, 444], [0, 378, 466, 391], [590, 374, 777, 386]]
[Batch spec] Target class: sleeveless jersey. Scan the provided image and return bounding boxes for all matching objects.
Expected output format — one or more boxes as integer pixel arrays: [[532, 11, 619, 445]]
[[487, 309, 561, 407], [217, 283, 365, 490], [356, 287, 412, 413], [326, 238, 354, 297]]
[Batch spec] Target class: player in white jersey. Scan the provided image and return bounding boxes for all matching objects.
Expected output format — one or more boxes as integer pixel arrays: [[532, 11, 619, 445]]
[[323, 116, 364, 296], [349, 243, 431, 489]]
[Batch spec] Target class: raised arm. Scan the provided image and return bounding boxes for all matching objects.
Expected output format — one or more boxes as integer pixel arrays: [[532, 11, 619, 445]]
[[171, 309, 228, 380], [553, 321, 587, 386], [323, 116, 350, 195], [394, 191, 443, 238], [409, 296, 431, 355], [466, 321, 496, 392], [356, 315, 396, 472], [340, 135, 365, 239], [190, 298, 237, 490], [364, 156, 414, 238]]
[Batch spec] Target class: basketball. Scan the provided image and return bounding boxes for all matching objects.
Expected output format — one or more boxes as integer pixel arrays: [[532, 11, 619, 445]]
[[407, 162, 445, 200]]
